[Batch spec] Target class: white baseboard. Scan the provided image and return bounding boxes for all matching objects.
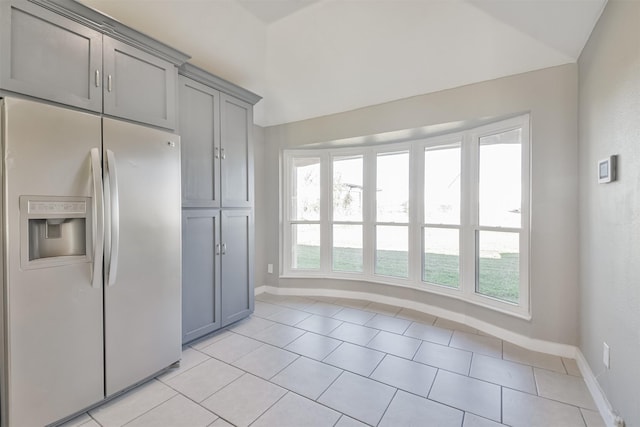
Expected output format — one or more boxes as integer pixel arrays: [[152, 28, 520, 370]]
[[254, 285, 622, 426], [575, 350, 624, 427]]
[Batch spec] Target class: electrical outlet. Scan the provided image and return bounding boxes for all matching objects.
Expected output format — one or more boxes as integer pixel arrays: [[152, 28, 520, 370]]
[[267, 264, 273, 274], [603, 342, 610, 369]]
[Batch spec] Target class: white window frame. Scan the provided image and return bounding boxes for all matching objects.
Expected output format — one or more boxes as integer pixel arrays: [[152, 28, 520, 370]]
[[281, 114, 531, 318]]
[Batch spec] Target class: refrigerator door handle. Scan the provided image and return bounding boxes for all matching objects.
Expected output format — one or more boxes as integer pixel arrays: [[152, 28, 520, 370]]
[[106, 149, 120, 286], [90, 148, 104, 289]]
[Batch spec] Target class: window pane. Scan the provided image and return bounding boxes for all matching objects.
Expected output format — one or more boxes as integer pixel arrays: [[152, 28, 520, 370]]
[[375, 225, 408, 278], [291, 224, 320, 270], [425, 146, 461, 225], [333, 155, 363, 222], [377, 152, 409, 223], [292, 158, 320, 221], [477, 231, 519, 303], [333, 225, 363, 272], [479, 129, 522, 228], [423, 227, 459, 288]]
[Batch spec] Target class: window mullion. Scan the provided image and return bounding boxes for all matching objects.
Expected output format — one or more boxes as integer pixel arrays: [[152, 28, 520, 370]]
[[320, 152, 331, 274], [462, 132, 477, 299], [410, 142, 424, 283], [362, 149, 375, 276]]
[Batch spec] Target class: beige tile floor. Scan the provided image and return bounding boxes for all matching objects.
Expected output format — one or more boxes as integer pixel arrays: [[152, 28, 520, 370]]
[[62, 293, 606, 427]]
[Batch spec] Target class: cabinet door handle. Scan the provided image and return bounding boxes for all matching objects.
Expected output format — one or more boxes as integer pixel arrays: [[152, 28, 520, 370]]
[[222, 243, 227, 255], [220, 148, 226, 160], [107, 75, 112, 92], [95, 69, 100, 87], [215, 243, 221, 255], [215, 147, 220, 159]]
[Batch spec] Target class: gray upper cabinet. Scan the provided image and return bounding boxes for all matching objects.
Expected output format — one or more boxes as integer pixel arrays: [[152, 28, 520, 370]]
[[103, 37, 177, 130], [0, 1, 103, 112], [0, 0, 188, 129], [220, 94, 254, 208], [178, 65, 260, 208], [178, 76, 221, 207]]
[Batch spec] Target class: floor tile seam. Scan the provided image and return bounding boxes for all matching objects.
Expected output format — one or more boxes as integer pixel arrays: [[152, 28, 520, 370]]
[[432, 360, 536, 398], [109, 387, 179, 427], [467, 371, 539, 397], [158, 349, 214, 382], [245, 389, 291, 427], [260, 388, 351, 426], [560, 357, 573, 376], [225, 343, 300, 377], [577, 407, 596, 427], [502, 386, 599, 412], [393, 311, 437, 326], [202, 342, 267, 365], [270, 362, 345, 400], [120, 394, 219, 427], [315, 374, 398, 427], [224, 325, 305, 349], [369, 371, 442, 404], [245, 328, 307, 348], [83, 412, 105, 427], [468, 352, 475, 376], [473, 349, 535, 369], [328, 312, 381, 328], [315, 369, 349, 404], [424, 372, 482, 420], [260, 353, 301, 382], [187, 332, 232, 351], [449, 342, 503, 359], [196, 371, 286, 413], [500, 385, 504, 424], [502, 356, 575, 376], [374, 388, 399, 427], [160, 367, 242, 408], [319, 339, 347, 362], [323, 337, 422, 365]]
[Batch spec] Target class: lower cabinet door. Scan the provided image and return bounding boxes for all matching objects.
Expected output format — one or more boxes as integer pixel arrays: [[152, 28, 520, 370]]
[[221, 209, 254, 327], [182, 209, 221, 343]]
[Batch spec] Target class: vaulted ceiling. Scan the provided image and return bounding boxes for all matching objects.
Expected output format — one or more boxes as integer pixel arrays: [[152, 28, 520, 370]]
[[79, 0, 606, 127]]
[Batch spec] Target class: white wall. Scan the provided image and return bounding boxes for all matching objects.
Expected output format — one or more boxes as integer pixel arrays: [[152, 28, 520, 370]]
[[578, 0, 640, 424], [257, 64, 579, 345]]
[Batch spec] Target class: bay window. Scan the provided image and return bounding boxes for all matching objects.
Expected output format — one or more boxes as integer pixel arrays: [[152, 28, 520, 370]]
[[282, 115, 530, 317]]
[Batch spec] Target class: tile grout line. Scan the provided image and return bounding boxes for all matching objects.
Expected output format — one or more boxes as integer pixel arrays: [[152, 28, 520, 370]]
[[375, 388, 399, 427]]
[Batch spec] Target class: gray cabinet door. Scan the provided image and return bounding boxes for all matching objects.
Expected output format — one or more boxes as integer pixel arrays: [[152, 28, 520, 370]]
[[221, 209, 254, 326], [103, 36, 177, 129], [178, 76, 221, 208], [220, 94, 254, 208], [0, 1, 102, 112], [182, 209, 221, 343]]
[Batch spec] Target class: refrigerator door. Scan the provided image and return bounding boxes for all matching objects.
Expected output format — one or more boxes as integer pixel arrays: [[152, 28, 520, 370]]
[[102, 117, 181, 396], [1, 98, 104, 426]]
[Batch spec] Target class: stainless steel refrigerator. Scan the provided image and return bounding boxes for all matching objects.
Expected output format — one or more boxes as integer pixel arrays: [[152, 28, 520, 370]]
[[0, 97, 182, 426]]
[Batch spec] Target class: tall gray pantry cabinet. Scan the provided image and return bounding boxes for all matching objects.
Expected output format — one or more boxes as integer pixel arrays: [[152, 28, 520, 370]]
[[179, 64, 261, 343]]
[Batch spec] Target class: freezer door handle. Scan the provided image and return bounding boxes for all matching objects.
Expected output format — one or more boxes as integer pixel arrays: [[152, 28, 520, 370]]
[[105, 149, 120, 286], [90, 148, 104, 289]]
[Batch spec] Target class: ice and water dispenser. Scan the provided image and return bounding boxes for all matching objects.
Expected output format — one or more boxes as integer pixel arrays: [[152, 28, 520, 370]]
[[20, 196, 92, 268]]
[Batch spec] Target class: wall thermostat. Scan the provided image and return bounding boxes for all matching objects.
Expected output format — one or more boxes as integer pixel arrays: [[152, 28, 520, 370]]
[[598, 155, 616, 184]]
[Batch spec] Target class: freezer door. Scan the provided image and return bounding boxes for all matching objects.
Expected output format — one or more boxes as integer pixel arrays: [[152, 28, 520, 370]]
[[102, 118, 181, 396], [1, 98, 104, 426]]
